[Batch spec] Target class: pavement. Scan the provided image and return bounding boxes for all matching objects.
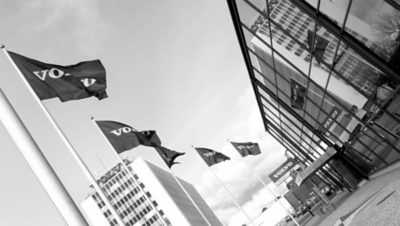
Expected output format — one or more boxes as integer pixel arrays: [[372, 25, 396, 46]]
[[307, 160, 400, 226], [306, 90, 400, 226], [278, 160, 400, 226], [278, 95, 400, 226]]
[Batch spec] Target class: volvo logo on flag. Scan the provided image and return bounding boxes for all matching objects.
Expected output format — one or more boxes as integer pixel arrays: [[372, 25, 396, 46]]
[[203, 152, 216, 157], [8, 50, 108, 102], [33, 68, 71, 80], [110, 127, 133, 136]]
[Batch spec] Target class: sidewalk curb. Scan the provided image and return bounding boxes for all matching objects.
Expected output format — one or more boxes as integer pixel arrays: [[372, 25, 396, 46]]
[[370, 160, 400, 179], [333, 189, 382, 226]]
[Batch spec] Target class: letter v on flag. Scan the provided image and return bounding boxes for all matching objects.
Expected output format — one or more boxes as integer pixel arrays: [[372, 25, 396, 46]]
[[7, 51, 107, 102]]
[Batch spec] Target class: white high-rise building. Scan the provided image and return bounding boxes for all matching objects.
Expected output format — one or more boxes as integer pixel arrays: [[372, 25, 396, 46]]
[[81, 157, 222, 226]]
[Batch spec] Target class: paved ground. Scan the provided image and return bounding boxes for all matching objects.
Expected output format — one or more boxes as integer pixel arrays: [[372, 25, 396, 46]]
[[278, 161, 400, 226], [308, 161, 400, 226], [278, 95, 400, 226], [349, 181, 400, 226]]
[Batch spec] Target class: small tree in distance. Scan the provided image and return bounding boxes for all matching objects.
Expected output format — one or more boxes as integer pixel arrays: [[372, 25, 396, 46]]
[[373, 8, 400, 60]]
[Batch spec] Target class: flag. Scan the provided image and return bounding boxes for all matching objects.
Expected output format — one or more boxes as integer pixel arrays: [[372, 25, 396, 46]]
[[95, 120, 184, 168], [195, 147, 230, 167], [230, 142, 261, 157], [306, 30, 329, 64], [290, 78, 307, 110], [155, 146, 185, 168], [8, 51, 107, 102], [95, 120, 162, 153], [140, 130, 162, 146]]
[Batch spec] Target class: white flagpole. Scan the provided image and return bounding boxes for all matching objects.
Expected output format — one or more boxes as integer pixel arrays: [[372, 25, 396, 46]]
[[90, 117, 168, 226], [229, 140, 300, 226], [255, 176, 300, 226], [206, 166, 255, 226], [238, 155, 300, 226], [1, 46, 126, 226], [0, 89, 88, 226]]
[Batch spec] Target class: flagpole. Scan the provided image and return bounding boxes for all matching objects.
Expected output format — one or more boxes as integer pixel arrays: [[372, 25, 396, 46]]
[[255, 176, 300, 226], [90, 117, 168, 226], [0, 89, 88, 226], [1, 46, 126, 226], [228, 140, 300, 225], [207, 166, 255, 226], [244, 163, 300, 225], [194, 145, 254, 225]]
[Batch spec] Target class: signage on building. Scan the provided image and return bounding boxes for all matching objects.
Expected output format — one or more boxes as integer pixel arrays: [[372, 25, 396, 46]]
[[269, 158, 300, 185], [317, 106, 342, 136]]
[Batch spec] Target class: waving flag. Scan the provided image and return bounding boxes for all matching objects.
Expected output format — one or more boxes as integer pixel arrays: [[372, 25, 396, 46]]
[[306, 30, 329, 64], [290, 78, 307, 110], [95, 120, 184, 168], [8, 51, 107, 102], [155, 146, 185, 168], [95, 120, 141, 153], [195, 147, 230, 167], [230, 142, 261, 157]]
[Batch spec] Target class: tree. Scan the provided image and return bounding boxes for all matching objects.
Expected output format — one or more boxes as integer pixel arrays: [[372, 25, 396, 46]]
[[373, 9, 400, 60]]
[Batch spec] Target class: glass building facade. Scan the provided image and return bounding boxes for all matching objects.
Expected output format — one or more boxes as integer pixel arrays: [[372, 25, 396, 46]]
[[227, 0, 400, 189]]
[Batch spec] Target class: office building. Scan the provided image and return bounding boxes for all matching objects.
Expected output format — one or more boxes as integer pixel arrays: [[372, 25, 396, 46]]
[[227, 0, 400, 187], [81, 158, 222, 226]]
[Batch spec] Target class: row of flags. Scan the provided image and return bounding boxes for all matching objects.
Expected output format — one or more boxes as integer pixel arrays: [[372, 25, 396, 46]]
[[95, 119, 263, 168], [195, 141, 261, 167], [95, 120, 185, 168], [6, 50, 264, 169]]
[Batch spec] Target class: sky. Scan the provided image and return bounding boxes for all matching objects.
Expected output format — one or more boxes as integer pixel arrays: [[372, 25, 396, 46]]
[[0, 0, 388, 225], [0, 0, 291, 226]]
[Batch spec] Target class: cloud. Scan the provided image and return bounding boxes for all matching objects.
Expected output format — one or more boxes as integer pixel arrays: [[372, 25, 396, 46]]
[[196, 87, 289, 225], [21, 0, 108, 55], [223, 187, 290, 226]]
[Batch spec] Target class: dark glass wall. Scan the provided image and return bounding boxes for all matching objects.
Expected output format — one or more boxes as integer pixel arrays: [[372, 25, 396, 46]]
[[228, 0, 400, 179]]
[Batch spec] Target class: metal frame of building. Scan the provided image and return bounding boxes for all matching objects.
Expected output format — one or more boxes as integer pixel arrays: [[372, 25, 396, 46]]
[[227, 0, 400, 186]]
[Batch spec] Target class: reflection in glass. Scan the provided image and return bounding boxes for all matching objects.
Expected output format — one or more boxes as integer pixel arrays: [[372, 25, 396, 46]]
[[231, 0, 400, 177], [344, 0, 400, 64]]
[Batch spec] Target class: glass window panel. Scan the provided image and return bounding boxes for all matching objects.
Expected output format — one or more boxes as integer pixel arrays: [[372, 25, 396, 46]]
[[269, 126, 284, 143], [232, 0, 400, 177], [251, 50, 278, 95], [345, 0, 400, 62], [315, 0, 351, 27], [262, 107, 281, 127], [238, 0, 272, 47], [330, 42, 383, 104]]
